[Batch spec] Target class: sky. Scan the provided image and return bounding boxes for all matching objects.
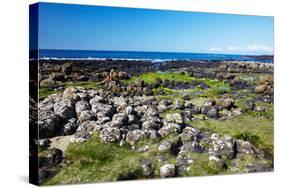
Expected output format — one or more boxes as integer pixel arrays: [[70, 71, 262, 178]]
[[38, 2, 274, 55]]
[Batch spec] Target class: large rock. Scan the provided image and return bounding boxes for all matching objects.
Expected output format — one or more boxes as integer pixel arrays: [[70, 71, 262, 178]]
[[236, 140, 255, 155], [180, 142, 204, 153], [92, 103, 115, 119], [78, 110, 95, 124], [54, 99, 75, 121], [209, 134, 237, 159], [206, 107, 219, 118], [180, 126, 200, 143], [158, 141, 172, 153], [158, 123, 180, 138], [126, 130, 146, 145], [38, 148, 63, 167], [160, 164, 176, 178], [40, 79, 56, 88], [216, 98, 235, 110], [111, 113, 128, 127], [63, 118, 78, 135], [176, 152, 193, 176], [255, 85, 270, 93], [76, 120, 98, 134], [99, 127, 121, 143], [258, 75, 273, 85], [75, 101, 90, 117], [142, 119, 159, 130], [164, 113, 184, 125], [90, 95, 105, 104], [39, 111, 61, 138]]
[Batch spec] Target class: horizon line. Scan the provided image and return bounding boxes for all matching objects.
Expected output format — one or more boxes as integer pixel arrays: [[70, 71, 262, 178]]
[[37, 48, 274, 56]]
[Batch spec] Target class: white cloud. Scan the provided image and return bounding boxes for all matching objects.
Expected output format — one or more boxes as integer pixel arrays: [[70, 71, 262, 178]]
[[209, 44, 273, 54], [246, 44, 273, 52], [227, 46, 242, 51], [209, 47, 221, 51]]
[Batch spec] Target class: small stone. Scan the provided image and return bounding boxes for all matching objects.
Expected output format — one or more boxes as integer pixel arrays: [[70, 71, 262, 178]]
[[141, 159, 154, 176], [160, 164, 176, 178], [158, 141, 172, 153], [206, 107, 219, 118]]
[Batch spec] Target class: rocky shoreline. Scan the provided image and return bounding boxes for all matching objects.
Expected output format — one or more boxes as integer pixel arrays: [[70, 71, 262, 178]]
[[33, 59, 274, 184]]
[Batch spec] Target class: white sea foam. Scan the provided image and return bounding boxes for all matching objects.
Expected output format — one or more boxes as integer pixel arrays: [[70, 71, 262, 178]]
[[36, 56, 183, 62]]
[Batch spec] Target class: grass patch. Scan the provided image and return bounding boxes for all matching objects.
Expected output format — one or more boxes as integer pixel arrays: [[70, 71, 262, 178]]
[[191, 115, 273, 157], [124, 71, 230, 99], [183, 153, 223, 176], [43, 133, 143, 185], [123, 71, 194, 84], [39, 81, 101, 100], [39, 87, 61, 100]]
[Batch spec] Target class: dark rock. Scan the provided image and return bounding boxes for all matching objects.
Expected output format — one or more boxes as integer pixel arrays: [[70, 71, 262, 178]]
[[63, 118, 78, 135], [49, 72, 65, 81], [38, 139, 51, 149], [61, 63, 72, 75], [40, 79, 56, 88], [245, 100, 256, 111], [206, 107, 219, 118], [180, 142, 204, 153], [39, 148, 63, 167], [141, 159, 154, 176], [39, 112, 61, 138], [77, 75, 90, 81]]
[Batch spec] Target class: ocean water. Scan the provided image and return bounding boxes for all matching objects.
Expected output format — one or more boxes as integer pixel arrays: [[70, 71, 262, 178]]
[[38, 49, 272, 63]]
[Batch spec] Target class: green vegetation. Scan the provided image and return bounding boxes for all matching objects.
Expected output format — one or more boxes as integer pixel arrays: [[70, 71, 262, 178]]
[[123, 71, 194, 84], [39, 87, 60, 100], [191, 115, 274, 157], [39, 81, 101, 100], [41, 70, 273, 184], [43, 133, 143, 185], [183, 153, 223, 176], [125, 71, 230, 101]]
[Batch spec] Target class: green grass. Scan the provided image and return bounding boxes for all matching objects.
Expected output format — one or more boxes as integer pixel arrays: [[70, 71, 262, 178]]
[[39, 81, 101, 100], [124, 72, 230, 91], [191, 115, 274, 157], [183, 153, 223, 176], [123, 71, 194, 84], [39, 87, 60, 100], [125, 71, 231, 100], [160, 109, 182, 118], [43, 133, 143, 185]]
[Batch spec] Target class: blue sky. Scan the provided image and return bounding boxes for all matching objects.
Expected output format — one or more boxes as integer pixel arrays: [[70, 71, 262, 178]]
[[38, 3, 274, 55]]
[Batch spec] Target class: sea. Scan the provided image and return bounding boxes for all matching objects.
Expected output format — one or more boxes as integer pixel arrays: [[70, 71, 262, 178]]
[[37, 49, 273, 63]]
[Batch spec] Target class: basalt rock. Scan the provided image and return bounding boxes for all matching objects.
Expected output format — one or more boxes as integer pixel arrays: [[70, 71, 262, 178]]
[[160, 164, 176, 178]]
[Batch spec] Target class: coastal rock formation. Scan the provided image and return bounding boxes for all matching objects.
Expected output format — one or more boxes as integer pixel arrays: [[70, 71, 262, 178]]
[[36, 59, 274, 183]]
